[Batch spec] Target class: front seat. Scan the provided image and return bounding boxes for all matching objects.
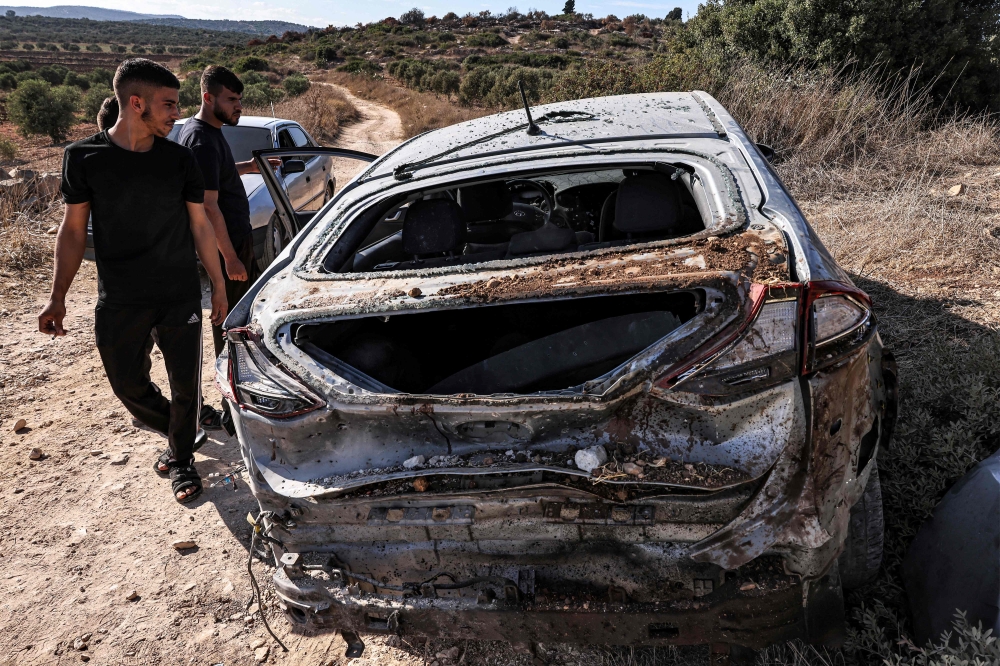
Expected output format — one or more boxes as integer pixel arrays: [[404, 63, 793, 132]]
[[398, 198, 466, 266], [600, 172, 683, 241]]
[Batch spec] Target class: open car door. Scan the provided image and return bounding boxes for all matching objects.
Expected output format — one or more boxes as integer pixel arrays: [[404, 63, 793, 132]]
[[253, 146, 379, 259], [223, 147, 378, 331]]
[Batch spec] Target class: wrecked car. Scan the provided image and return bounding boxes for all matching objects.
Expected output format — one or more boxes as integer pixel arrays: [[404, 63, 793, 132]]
[[218, 91, 897, 659]]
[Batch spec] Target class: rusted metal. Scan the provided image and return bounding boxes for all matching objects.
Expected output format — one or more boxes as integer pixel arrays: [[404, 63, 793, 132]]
[[225, 91, 893, 651]]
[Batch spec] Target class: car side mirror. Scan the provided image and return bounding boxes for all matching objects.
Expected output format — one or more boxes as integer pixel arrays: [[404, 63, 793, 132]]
[[281, 159, 306, 175], [756, 143, 776, 162]]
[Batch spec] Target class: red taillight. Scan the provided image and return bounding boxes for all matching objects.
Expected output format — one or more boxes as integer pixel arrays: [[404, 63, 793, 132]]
[[655, 280, 874, 393], [223, 327, 324, 419]]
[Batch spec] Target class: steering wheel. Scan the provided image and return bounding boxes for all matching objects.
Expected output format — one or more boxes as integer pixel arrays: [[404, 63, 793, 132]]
[[506, 179, 553, 224]]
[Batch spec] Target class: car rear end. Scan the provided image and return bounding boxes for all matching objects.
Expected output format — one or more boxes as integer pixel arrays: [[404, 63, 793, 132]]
[[218, 93, 895, 653]]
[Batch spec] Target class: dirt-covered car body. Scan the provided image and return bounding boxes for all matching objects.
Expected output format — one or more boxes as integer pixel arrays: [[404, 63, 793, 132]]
[[220, 92, 896, 653]]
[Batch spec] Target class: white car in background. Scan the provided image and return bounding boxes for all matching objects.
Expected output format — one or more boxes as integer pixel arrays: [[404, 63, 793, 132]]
[[85, 116, 336, 271]]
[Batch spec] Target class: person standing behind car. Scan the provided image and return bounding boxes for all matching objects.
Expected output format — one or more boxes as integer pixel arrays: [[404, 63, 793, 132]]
[[38, 58, 227, 504], [96, 95, 119, 130], [177, 65, 268, 431]]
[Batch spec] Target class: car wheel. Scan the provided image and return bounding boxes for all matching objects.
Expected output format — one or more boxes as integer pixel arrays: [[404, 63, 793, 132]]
[[838, 466, 884, 589], [322, 180, 335, 204], [260, 214, 290, 271]]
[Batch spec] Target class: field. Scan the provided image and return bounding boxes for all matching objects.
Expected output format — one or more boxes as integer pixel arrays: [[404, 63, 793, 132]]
[[1, 16, 1000, 662]]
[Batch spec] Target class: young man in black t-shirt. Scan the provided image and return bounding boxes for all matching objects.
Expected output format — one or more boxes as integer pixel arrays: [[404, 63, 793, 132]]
[[38, 59, 228, 504], [177, 65, 275, 431]]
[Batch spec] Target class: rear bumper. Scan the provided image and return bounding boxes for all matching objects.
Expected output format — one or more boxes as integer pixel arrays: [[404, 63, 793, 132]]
[[271, 562, 844, 648]]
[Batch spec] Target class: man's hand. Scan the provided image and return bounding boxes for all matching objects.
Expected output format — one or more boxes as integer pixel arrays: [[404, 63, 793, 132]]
[[209, 288, 228, 326], [237, 158, 283, 175], [38, 298, 67, 336], [224, 255, 248, 281]]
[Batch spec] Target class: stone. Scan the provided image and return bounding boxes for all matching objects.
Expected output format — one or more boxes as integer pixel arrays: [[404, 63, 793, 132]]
[[250, 638, 266, 650], [948, 183, 967, 196], [412, 477, 429, 492], [254, 645, 269, 663], [407, 287, 422, 298], [109, 453, 129, 465], [171, 540, 197, 551], [73, 637, 87, 651], [29, 448, 42, 460], [574, 445, 608, 473], [486, 278, 502, 289], [9, 168, 35, 180], [248, 602, 259, 615], [436, 646, 460, 660], [402, 455, 425, 469], [13, 418, 26, 432], [90, 450, 102, 456], [739, 582, 757, 591], [623, 462, 642, 476], [126, 589, 139, 601], [35, 173, 61, 199], [46, 225, 59, 234]]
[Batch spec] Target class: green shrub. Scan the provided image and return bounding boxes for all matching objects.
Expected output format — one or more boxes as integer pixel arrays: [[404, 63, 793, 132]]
[[8, 80, 79, 141], [465, 32, 508, 47], [131, 45, 146, 53], [459, 65, 553, 107], [36, 64, 68, 85], [233, 55, 269, 73], [437, 32, 457, 42], [241, 71, 268, 86], [607, 33, 635, 47], [0, 72, 15, 90], [0, 136, 18, 160], [82, 84, 113, 122], [21, 43, 33, 50], [282, 73, 310, 96], [336, 58, 383, 75], [88, 68, 113, 87], [241, 82, 285, 107], [63, 71, 90, 90], [554, 37, 570, 49], [15, 70, 43, 84], [178, 75, 201, 108], [66, 43, 80, 51], [85, 44, 101, 52]]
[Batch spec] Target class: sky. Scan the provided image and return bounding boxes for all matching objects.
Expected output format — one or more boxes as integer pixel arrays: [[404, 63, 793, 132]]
[[16, 0, 704, 28]]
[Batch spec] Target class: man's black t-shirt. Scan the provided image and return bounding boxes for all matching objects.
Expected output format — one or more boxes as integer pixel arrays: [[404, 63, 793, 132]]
[[61, 131, 205, 307], [176, 118, 252, 247]]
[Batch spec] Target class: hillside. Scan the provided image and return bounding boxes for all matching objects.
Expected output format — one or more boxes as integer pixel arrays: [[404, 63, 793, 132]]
[[138, 18, 313, 36], [0, 5, 182, 20], [0, 14, 251, 47]]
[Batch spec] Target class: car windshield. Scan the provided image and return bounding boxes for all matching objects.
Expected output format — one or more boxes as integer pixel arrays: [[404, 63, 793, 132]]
[[220, 126, 274, 163]]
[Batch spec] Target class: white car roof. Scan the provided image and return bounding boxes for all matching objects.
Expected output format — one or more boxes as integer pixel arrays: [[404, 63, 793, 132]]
[[173, 116, 292, 129]]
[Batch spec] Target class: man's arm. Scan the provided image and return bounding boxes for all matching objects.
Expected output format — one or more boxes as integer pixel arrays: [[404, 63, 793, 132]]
[[204, 189, 246, 281], [187, 201, 229, 326], [38, 202, 90, 336], [236, 158, 282, 176]]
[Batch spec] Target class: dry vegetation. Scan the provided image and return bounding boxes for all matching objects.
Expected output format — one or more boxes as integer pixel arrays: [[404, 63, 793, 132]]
[[317, 69, 487, 138], [244, 84, 361, 143]]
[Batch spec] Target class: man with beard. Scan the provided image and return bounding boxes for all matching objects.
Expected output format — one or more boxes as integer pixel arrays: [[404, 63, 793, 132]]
[[38, 58, 227, 503], [178, 66, 270, 432]]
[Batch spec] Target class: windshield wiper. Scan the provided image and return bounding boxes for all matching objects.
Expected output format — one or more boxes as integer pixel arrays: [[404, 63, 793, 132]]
[[391, 110, 596, 181]]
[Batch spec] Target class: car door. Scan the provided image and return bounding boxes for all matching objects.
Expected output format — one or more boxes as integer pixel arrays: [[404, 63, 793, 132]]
[[285, 125, 328, 211], [275, 126, 311, 210], [245, 146, 378, 282]]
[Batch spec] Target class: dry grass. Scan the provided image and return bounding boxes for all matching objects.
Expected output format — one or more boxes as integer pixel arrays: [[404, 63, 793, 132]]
[[317, 70, 488, 138], [0, 179, 56, 273], [245, 85, 361, 143]]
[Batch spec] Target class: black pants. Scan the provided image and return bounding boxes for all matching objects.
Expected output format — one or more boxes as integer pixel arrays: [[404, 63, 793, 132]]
[[212, 234, 258, 357], [95, 301, 203, 462]]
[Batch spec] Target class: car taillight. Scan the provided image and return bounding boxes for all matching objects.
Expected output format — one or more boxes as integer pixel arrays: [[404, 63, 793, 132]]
[[656, 281, 874, 395], [803, 281, 875, 373], [225, 328, 324, 418]]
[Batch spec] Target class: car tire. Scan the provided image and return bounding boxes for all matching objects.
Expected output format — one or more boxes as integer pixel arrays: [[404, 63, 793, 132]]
[[322, 180, 335, 204], [260, 214, 290, 271], [838, 466, 884, 589]]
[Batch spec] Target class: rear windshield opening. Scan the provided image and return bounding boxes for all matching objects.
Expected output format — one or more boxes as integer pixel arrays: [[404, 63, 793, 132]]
[[294, 291, 701, 396], [326, 166, 708, 274]]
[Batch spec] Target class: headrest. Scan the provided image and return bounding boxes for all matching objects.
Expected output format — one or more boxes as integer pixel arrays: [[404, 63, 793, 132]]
[[401, 199, 465, 256], [456, 182, 514, 223], [614, 173, 681, 235]]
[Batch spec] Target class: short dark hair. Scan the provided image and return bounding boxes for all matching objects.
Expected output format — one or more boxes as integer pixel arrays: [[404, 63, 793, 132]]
[[201, 65, 244, 96], [113, 58, 180, 103], [96, 96, 119, 130]]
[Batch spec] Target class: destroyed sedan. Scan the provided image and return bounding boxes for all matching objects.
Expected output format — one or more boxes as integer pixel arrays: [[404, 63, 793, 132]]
[[219, 92, 897, 657]]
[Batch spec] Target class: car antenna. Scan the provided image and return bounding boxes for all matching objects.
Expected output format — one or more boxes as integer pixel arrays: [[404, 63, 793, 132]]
[[518, 80, 540, 136]]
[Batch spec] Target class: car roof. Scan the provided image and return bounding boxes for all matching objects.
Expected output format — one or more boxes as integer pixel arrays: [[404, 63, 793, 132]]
[[173, 115, 291, 129], [369, 92, 724, 179]]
